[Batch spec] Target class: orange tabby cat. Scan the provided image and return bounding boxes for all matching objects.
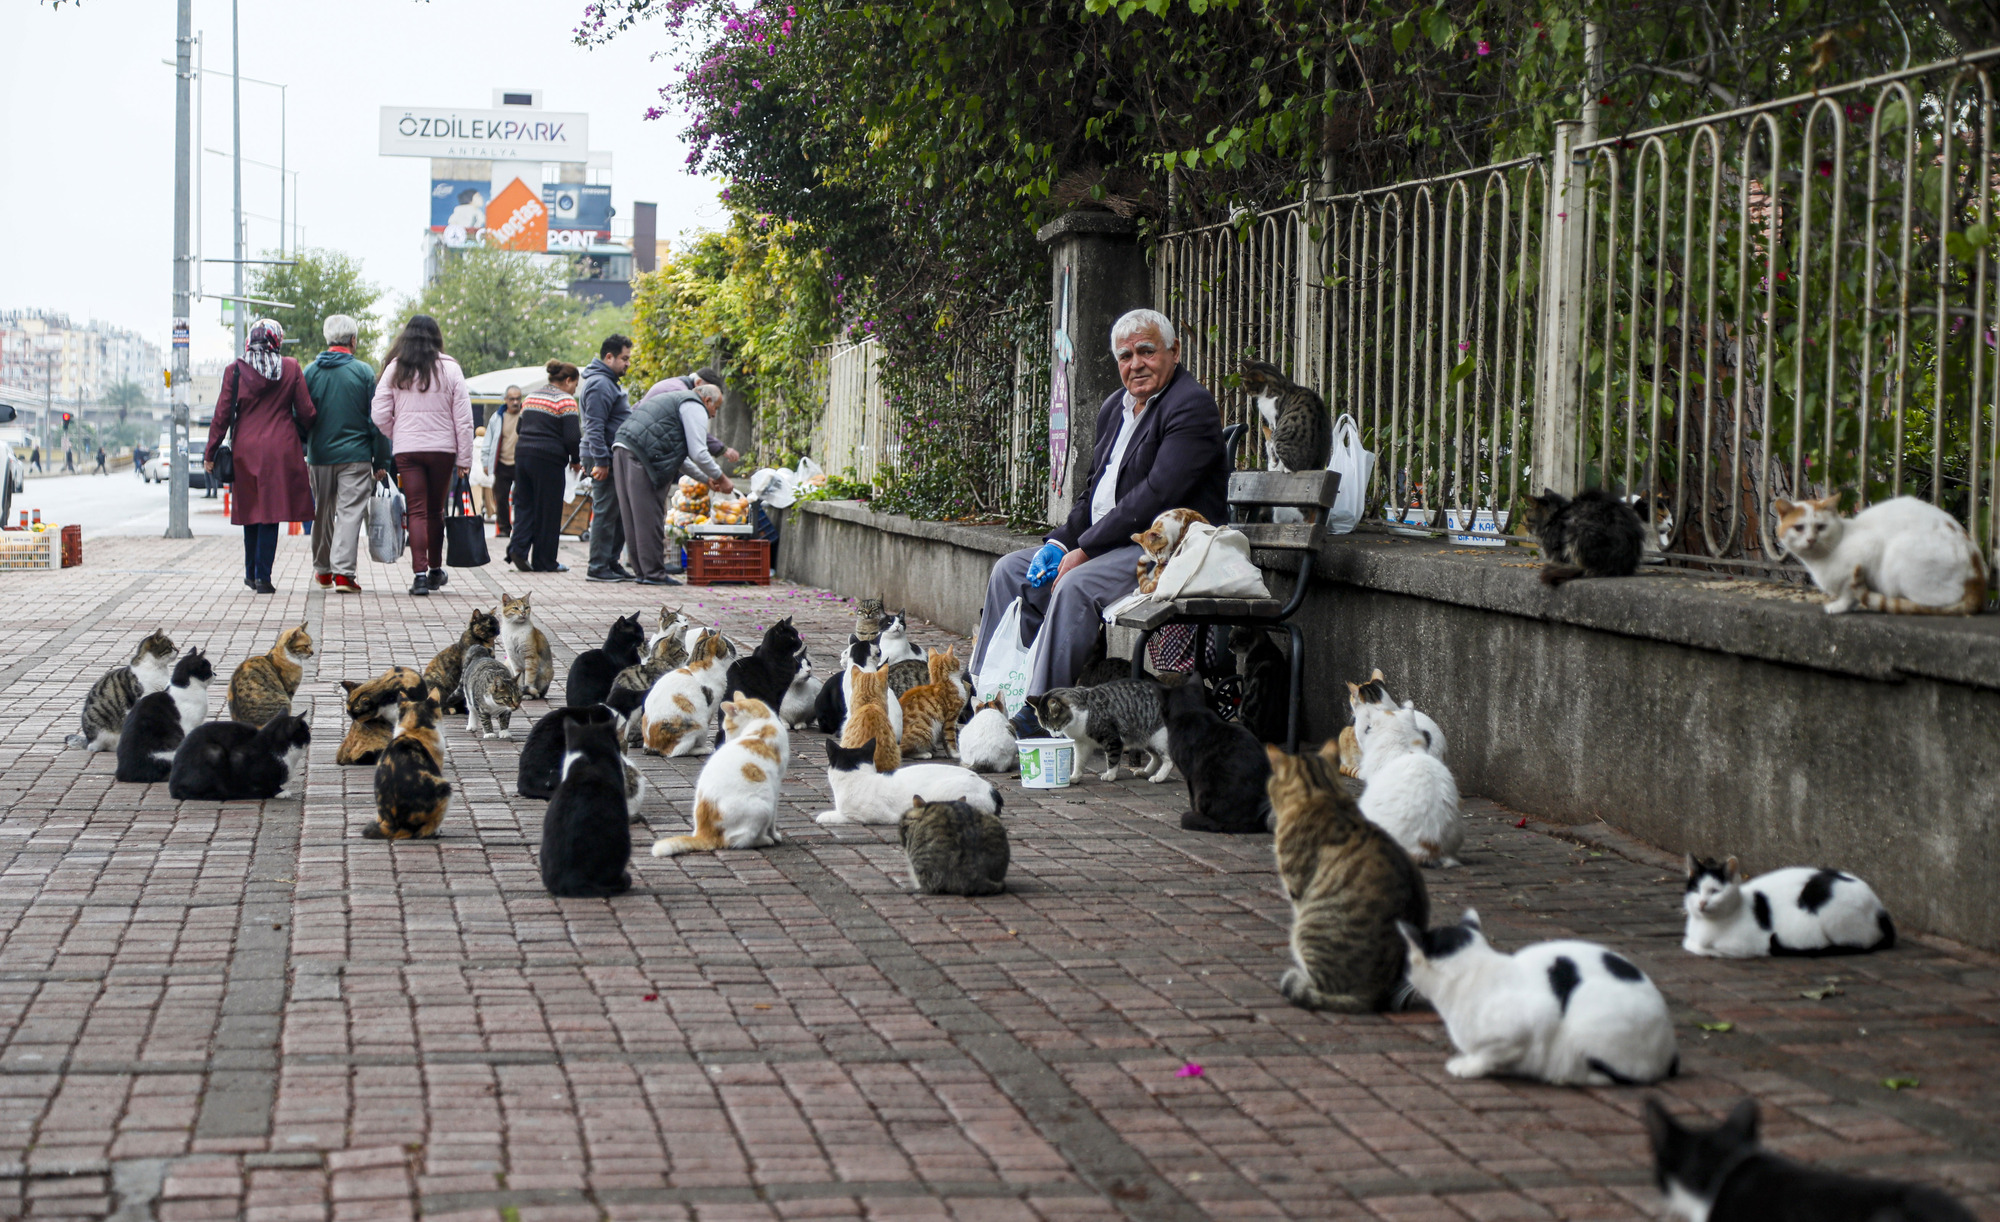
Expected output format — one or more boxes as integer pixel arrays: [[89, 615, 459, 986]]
[[898, 645, 967, 760], [840, 665, 902, 773]]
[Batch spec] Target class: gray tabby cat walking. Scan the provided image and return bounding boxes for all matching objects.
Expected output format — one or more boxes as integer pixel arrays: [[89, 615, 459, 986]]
[[1031, 678, 1173, 782], [68, 630, 179, 753], [461, 645, 524, 739], [1240, 358, 1331, 474]]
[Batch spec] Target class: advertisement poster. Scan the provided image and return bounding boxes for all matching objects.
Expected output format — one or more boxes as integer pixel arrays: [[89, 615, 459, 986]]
[[484, 178, 549, 252], [430, 180, 492, 231]]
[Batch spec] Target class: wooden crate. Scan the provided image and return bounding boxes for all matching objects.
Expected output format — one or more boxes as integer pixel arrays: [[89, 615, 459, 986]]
[[60, 524, 81, 567], [686, 537, 771, 585]]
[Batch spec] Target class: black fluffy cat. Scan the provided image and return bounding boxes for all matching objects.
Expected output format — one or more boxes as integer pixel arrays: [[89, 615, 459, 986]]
[[168, 711, 311, 801], [116, 649, 215, 783], [566, 613, 646, 708], [1164, 678, 1273, 833], [718, 618, 802, 743], [1525, 487, 1645, 586], [539, 706, 635, 897]]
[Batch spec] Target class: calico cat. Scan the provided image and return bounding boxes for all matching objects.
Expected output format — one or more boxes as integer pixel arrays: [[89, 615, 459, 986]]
[[1682, 856, 1895, 958], [1133, 508, 1210, 594], [1356, 706, 1463, 867], [780, 649, 823, 729], [1401, 909, 1679, 1085], [227, 623, 314, 727], [1265, 743, 1429, 1011], [651, 696, 789, 856], [1032, 679, 1172, 782], [461, 644, 523, 739], [168, 711, 311, 801], [876, 611, 919, 666], [840, 665, 903, 773], [956, 694, 1017, 773], [539, 706, 635, 897], [1345, 670, 1446, 764], [337, 667, 427, 766], [814, 739, 1001, 826], [641, 628, 737, 756], [850, 596, 886, 643], [813, 639, 881, 733], [498, 592, 555, 699], [898, 646, 966, 760], [1643, 1099, 1977, 1222], [1164, 679, 1271, 834], [366, 692, 451, 839], [425, 610, 500, 715], [115, 649, 214, 783], [1525, 487, 1645, 585], [1240, 358, 1332, 474], [567, 612, 646, 709], [518, 704, 646, 810], [900, 797, 1009, 896], [1777, 493, 1988, 614], [719, 618, 803, 735], [68, 629, 179, 752], [1233, 629, 1291, 746]]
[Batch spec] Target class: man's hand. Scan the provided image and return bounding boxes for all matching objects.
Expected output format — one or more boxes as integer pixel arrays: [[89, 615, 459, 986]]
[[1024, 542, 1066, 588], [590, 466, 609, 481], [374, 469, 388, 484], [1052, 548, 1089, 587], [712, 474, 735, 494], [202, 460, 214, 473], [723, 447, 741, 464]]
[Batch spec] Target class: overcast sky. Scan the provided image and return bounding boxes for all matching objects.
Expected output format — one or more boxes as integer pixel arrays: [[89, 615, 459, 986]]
[[1, 0, 723, 364]]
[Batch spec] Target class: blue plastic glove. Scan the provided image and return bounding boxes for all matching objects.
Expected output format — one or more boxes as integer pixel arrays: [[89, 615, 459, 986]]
[[1025, 542, 1066, 588]]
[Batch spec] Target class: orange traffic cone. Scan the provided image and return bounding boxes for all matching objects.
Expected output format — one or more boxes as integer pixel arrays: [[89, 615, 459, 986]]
[[223, 488, 231, 516]]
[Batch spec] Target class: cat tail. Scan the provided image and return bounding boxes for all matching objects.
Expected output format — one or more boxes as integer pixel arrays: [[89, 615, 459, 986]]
[[651, 795, 726, 857], [1850, 564, 1988, 615], [1539, 564, 1585, 586], [1584, 1056, 1664, 1086]]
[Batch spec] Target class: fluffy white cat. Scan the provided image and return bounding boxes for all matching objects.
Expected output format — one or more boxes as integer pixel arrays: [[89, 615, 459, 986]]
[[779, 648, 823, 729], [1356, 706, 1462, 867], [652, 696, 789, 855], [641, 629, 738, 757], [1402, 909, 1679, 1086], [956, 698, 1017, 773], [1681, 855, 1895, 958], [1777, 494, 1987, 614], [813, 740, 1003, 826]]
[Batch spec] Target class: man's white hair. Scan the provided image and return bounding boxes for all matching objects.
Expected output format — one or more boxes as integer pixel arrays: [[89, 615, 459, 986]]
[[1110, 308, 1177, 354], [323, 314, 359, 346], [695, 382, 724, 406]]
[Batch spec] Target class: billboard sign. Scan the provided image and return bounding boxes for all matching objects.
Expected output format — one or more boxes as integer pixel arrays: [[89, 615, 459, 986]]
[[380, 106, 589, 161], [484, 178, 548, 252], [430, 180, 492, 230], [541, 183, 611, 232]]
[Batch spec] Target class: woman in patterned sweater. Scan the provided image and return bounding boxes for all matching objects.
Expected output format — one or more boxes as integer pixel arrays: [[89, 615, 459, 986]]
[[506, 360, 583, 574]]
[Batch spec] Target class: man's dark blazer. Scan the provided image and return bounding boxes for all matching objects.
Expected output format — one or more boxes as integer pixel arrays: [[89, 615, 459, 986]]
[[1047, 366, 1230, 556]]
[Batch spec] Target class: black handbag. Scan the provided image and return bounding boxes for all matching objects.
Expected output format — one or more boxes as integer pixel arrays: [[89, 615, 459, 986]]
[[213, 443, 235, 485], [444, 478, 491, 568]]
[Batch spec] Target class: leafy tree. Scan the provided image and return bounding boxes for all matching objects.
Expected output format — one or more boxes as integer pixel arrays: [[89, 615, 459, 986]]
[[101, 380, 149, 425], [248, 248, 384, 359], [385, 245, 630, 377]]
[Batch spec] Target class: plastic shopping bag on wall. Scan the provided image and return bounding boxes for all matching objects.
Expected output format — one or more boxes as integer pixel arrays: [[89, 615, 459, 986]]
[[1327, 414, 1375, 534]]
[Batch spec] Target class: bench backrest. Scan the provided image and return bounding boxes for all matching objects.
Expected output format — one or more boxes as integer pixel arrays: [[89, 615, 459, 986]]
[[1228, 470, 1341, 551]]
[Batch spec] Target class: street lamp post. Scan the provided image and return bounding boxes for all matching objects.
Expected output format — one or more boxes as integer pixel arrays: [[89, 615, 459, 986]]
[[168, 0, 193, 539]]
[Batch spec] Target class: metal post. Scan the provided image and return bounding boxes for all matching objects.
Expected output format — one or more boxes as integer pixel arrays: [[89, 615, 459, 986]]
[[1534, 119, 1586, 495], [168, 0, 192, 537], [231, 0, 244, 356], [278, 84, 286, 257]]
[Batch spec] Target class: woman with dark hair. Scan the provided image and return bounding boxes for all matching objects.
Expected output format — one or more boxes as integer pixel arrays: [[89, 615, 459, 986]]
[[507, 360, 583, 573], [370, 315, 472, 595], [204, 318, 317, 593]]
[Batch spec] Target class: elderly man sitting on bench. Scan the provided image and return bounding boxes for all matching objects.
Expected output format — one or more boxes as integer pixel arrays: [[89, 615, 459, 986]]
[[969, 307, 1231, 736]]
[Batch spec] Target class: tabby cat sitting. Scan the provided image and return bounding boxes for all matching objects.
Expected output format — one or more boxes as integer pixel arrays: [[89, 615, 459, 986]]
[[227, 623, 313, 727], [366, 691, 451, 840], [115, 649, 214, 783], [168, 711, 311, 801], [898, 645, 967, 760], [1525, 487, 1645, 586], [901, 796, 1009, 896], [1241, 357, 1332, 475], [68, 629, 178, 752], [336, 667, 427, 766], [612, 632, 688, 746], [460, 644, 523, 739], [498, 591, 555, 699], [424, 609, 499, 715]]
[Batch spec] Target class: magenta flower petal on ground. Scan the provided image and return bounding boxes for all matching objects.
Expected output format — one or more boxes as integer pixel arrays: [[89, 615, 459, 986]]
[[1176, 1063, 1204, 1078]]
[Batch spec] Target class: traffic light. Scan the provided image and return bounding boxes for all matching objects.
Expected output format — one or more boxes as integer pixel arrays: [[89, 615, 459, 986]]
[[60, 412, 72, 431]]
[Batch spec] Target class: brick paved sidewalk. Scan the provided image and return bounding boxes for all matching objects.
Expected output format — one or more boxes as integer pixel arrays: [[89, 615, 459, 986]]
[[0, 534, 1994, 1221]]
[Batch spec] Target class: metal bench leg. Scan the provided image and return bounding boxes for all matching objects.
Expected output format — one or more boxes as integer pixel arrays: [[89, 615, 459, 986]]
[[1130, 629, 1153, 680], [1285, 622, 1305, 755]]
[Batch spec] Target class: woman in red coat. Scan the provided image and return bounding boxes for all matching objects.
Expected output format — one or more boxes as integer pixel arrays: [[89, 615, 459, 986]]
[[205, 319, 318, 593]]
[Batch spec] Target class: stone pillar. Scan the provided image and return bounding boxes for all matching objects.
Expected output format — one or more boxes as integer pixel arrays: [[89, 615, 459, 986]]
[[1036, 211, 1149, 526], [711, 342, 754, 465]]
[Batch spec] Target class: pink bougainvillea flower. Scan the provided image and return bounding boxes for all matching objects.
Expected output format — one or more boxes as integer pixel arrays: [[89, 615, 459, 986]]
[[1475, 40, 1492, 55], [1176, 1063, 1204, 1079]]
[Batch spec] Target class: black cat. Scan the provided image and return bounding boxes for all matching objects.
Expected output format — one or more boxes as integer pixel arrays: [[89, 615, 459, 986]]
[[168, 712, 311, 801], [813, 639, 880, 734], [519, 705, 608, 800], [539, 706, 634, 898], [116, 649, 215, 783], [1233, 629, 1291, 745], [718, 618, 802, 743], [1525, 487, 1645, 586], [1164, 678, 1272, 834], [1644, 1099, 1975, 1222], [566, 613, 646, 708]]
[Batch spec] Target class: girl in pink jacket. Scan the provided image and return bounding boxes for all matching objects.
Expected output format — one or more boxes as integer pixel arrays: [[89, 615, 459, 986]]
[[371, 314, 473, 595]]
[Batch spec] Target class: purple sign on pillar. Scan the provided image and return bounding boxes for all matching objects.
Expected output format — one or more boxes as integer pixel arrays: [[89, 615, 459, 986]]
[[1048, 358, 1070, 495]]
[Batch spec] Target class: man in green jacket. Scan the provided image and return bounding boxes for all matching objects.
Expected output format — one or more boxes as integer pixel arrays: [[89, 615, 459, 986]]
[[302, 315, 392, 592]]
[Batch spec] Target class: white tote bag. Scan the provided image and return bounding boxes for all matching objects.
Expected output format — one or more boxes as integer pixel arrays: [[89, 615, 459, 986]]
[[1148, 523, 1272, 601], [367, 482, 406, 565], [1327, 414, 1375, 535], [973, 597, 1035, 714]]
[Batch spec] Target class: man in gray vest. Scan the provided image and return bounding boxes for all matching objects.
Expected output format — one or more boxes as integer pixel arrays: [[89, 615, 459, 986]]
[[612, 381, 729, 586]]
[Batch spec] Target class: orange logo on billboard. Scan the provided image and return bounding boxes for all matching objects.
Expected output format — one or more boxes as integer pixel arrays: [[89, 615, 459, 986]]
[[485, 177, 548, 252]]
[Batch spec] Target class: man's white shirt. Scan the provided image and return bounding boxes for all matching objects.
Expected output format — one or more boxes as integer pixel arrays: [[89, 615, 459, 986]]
[[1089, 391, 1146, 526]]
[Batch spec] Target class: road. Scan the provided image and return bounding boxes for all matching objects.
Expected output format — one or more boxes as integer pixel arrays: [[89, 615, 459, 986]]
[[15, 469, 236, 538]]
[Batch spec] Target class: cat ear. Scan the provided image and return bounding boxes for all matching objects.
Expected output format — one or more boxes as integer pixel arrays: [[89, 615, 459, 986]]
[[1683, 853, 1699, 879], [1370, 668, 1384, 682], [1641, 1099, 1680, 1155], [1721, 1099, 1760, 1145], [341, 680, 361, 694], [908, 793, 926, 810], [1724, 854, 1742, 880], [1772, 499, 1794, 517], [1460, 908, 1482, 932], [1395, 920, 1425, 958]]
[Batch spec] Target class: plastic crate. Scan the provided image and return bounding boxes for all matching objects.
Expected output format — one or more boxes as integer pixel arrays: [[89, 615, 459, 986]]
[[60, 524, 81, 567], [686, 536, 771, 585], [0, 531, 56, 570]]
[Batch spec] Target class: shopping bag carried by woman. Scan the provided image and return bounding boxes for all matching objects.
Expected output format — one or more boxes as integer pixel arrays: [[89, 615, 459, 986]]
[[367, 480, 406, 565], [443, 477, 490, 568]]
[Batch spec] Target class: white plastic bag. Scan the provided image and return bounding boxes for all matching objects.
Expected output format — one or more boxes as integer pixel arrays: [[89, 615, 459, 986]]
[[973, 597, 1034, 714], [1327, 413, 1375, 535], [750, 467, 797, 508], [795, 456, 825, 484], [1149, 523, 1272, 601], [564, 468, 585, 503], [367, 482, 406, 565]]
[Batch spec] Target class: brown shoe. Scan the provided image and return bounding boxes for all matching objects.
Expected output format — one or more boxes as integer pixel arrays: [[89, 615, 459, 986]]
[[333, 574, 361, 593]]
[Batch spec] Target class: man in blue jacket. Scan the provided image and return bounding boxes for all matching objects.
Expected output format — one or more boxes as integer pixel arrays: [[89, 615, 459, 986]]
[[579, 334, 636, 582], [968, 308, 1229, 724], [303, 315, 391, 592]]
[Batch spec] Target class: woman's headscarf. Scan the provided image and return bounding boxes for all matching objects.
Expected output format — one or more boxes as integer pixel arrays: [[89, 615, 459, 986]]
[[245, 318, 284, 381]]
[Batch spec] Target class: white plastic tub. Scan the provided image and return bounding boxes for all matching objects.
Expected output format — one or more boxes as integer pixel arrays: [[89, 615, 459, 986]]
[[1017, 737, 1076, 788]]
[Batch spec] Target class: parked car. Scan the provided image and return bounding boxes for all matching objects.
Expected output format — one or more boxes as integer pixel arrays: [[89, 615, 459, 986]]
[[143, 425, 217, 489]]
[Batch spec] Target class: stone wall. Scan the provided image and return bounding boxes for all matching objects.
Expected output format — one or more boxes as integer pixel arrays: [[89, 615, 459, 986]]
[[780, 499, 2000, 949]]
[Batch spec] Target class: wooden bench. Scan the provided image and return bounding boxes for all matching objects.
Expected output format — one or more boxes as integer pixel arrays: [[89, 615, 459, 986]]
[[1117, 467, 1340, 753]]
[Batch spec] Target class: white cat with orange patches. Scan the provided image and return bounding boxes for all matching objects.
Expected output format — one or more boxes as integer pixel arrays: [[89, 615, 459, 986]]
[[652, 695, 789, 856], [1777, 494, 1988, 615], [1132, 508, 1209, 594], [641, 629, 738, 757]]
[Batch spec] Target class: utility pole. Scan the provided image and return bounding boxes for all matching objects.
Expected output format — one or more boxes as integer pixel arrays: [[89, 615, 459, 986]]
[[168, 0, 193, 538], [232, 0, 245, 356]]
